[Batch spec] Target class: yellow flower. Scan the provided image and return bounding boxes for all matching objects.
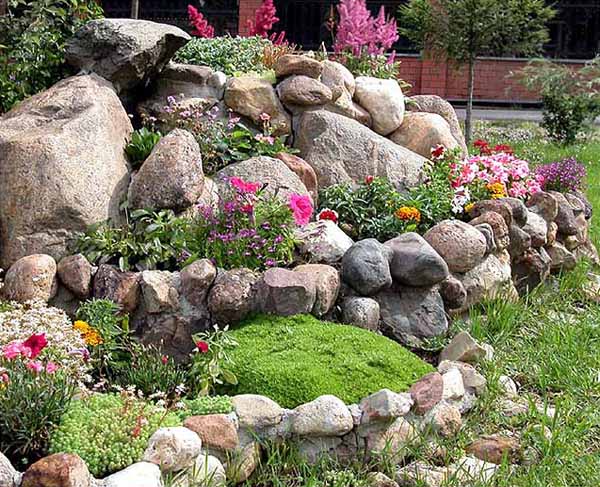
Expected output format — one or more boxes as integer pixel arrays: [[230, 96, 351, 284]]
[[464, 202, 475, 213], [395, 206, 421, 223], [73, 320, 103, 346], [73, 320, 91, 334], [486, 182, 507, 199], [83, 330, 103, 346]]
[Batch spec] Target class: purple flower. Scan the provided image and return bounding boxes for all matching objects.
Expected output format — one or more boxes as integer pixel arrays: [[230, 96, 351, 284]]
[[535, 158, 587, 192]]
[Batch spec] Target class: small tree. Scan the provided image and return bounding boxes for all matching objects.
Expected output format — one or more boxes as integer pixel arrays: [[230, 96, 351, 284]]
[[398, 0, 555, 145]]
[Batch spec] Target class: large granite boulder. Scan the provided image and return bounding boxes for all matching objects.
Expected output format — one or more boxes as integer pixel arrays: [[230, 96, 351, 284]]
[[294, 110, 426, 190], [406, 95, 467, 154], [320, 60, 355, 100], [341, 239, 393, 296], [138, 63, 227, 120], [354, 77, 405, 135], [277, 75, 333, 108], [390, 112, 458, 158], [128, 129, 204, 211], [2, 254, 57, 303], [0, 74, 131, 268], [224, 75, 291, 135], [66, 19, 190, 93]]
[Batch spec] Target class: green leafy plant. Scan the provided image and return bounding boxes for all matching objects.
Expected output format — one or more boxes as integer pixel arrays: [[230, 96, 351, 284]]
[[189, 326, 239, 396], [318, 177, 421, 241], [222, 314, 433, 408], [77, 208, 194, 272], [125, 128, 162, 168], [516, 57, 600, 144], [173, 35, 274, 76], [49, 392, 181, 477], [160, 98, 294, 175], [0, 0, 103, 113]]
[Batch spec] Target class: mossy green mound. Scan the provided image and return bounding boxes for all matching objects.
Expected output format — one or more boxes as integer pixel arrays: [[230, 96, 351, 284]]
[[224, 314, 434, 408]]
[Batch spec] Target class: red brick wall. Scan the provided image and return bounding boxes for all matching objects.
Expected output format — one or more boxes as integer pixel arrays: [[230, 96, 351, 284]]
[[398, 55, 586, 103]]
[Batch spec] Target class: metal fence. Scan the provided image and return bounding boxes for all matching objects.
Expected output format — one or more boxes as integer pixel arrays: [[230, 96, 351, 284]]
[[102, 0, 239, 35]]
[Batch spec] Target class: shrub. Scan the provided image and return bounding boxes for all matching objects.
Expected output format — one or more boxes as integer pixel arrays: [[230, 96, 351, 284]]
[[0, 302, 90, 382], [125, 128, 162, 168], [49, 392, 181, 477], [174, 36, 273, 76], [535, 157, 587, 193], [517, 58, 600, 144], [0, 0, 103, 113], [222, 314, 434, 408], [177, 395, 234, 420], [159, 99, 294, 175], [1, 335, 76, 464]]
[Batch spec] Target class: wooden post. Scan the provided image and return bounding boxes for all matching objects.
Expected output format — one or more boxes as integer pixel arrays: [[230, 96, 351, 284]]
[[131, 0, 139, 19], [0, 0, 8, 16]]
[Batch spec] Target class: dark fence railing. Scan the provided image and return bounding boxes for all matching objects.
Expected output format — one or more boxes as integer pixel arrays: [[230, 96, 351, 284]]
[[102, 0, 239, 35]]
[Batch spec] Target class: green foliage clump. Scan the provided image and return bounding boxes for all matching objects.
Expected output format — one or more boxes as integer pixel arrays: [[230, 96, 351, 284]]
[[49, 393, 181, 477], [517, 58, 600, 145], [0, 300, 14, 312], [177, 395, 234, 420], [125, 128, 162, 168], [174, 35, 273, 76], [0, 0, 103, 113], [223, 315, 433, 408], [0, 362, 75, 464]]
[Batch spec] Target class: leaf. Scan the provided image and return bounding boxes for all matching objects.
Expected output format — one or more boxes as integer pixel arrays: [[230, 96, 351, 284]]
[[221, 369, 238, 385]]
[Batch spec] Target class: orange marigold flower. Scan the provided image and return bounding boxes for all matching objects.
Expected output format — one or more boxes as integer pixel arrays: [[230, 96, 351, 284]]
[[395, 206, 421, 223]]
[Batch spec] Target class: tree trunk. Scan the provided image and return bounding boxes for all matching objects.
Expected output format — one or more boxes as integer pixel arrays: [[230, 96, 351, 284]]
[[0, 0, 7, 16], [465, 56, 476, 146], [131, 0, 139, 19]]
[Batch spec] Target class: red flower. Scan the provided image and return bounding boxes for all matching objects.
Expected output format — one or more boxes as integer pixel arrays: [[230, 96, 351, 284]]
[[473, 139, 492, 156], [430, 144, 445, 160], [22, 333, 47, 359], [317, 208, 339, 223], [161, 355, 169, 365], [196, 341, 209, 353], [493, 144, 514, 155], [365, 175, 374, 185]]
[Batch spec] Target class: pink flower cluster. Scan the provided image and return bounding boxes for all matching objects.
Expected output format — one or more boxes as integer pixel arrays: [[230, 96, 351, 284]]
[[334, 0, 399, 56], [187, 5, 215, 38], [451, 152, 542, 199], [1, 333, 58, 377], [247, 0, 283, 39]]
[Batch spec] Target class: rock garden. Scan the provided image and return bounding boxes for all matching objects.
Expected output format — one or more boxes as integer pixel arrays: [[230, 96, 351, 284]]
[[1, 1, 600, 487]]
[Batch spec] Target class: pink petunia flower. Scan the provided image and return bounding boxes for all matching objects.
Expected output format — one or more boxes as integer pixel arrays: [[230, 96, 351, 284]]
[[45, 362, 59, 374], [2, 341, 30, 360], [289, 194, 314, 226], [26, 360, 44, 374]]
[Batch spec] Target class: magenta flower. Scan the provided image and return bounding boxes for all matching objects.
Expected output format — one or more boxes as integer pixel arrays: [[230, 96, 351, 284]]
[[45, 362, 59, 374], [22, 333, 48, 359], [289, 194, 314, 226], [229, 177, 261, 194]]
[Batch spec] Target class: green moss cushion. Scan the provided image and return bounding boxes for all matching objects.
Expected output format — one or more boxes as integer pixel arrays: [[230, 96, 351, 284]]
[[224, 314, 434, 408]]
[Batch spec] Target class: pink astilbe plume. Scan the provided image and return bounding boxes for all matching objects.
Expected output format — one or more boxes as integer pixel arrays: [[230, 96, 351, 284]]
[[247, 0, 286, 42], [334, 0, 398, 56], [188, 5, 215, 38]]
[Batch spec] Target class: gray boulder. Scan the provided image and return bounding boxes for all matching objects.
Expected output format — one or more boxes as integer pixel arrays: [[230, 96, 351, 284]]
[[293, 264, 340, 317], [277, 75, 332, 107], [128, 129, 204, 211], [294, 220, 354, 264], [208, 268, 260, 324], [341, 297, 380, 331], [377, 285, 448, 346], [66, 19, 190, 93], [294, 110, 426, 191], [384, 232, 449, 287], [258, 267, 317, 316], [0, 74, 131, 268], [354, 76, 405, 135], [320, 60, 355, 100], [548, 191, 578, 236], [341, 239, 393, 296]]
